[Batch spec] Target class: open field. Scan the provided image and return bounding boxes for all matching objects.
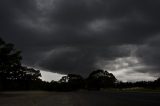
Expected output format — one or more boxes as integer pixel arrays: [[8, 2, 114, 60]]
[[0, 91, 160, 106]]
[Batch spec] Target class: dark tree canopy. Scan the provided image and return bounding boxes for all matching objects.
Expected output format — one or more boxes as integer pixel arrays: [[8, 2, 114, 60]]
[[58, 70, 117, 90], [0, 38, 41, 81], [88, 69, 117, 82], [20, 66, 41, 81], [59, 74, 84, 90], [87, 69, 117, 89], [59, 74, 84, 83], [0, 38, 22, 80], [67, 74, 84, 89]]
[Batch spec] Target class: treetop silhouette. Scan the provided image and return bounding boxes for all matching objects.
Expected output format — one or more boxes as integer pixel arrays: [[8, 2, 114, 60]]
[[0, 38, 42, 90]]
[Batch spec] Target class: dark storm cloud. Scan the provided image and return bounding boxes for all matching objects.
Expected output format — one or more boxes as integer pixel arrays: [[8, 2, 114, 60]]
[[50, 0, 160, 44], [39, 46, 131, 76], [136, 36, 160, 74], [1, 0, 160, 77]]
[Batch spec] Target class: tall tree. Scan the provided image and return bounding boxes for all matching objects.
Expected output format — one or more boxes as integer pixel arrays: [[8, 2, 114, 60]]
[[0, 38, 22, 80], [0, 38, 41, 81]]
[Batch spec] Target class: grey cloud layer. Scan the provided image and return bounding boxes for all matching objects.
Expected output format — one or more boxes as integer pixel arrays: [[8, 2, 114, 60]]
[[1, 0, 160, 77]]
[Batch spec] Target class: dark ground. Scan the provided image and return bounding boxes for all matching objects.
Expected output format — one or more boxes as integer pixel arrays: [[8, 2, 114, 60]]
[[0, 91, 160, 106]]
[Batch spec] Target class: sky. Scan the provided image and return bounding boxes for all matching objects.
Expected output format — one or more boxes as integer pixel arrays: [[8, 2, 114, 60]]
[[0, 0, 160, 82]]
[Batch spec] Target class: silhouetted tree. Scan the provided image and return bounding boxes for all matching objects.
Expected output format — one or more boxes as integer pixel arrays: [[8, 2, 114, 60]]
[[0, 38, 42, 90], [0, 38, 22, 81], [21, 66, 41, 81], [58, 74, 84, 91], [67, 74, 84, 90], [59, 76, 69, 83], [86, 69, 117, 90], [155, 77, 160, 83], [154, 77, 160, 88]]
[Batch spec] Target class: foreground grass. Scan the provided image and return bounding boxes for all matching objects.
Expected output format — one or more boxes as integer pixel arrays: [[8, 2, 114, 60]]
[[0, 90, 160, 106], [102, 87, 160, 93]]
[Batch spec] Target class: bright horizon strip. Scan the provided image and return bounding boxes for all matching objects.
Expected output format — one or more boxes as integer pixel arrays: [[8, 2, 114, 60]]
[[40, 70, 66, 82], [23, 65, 66, 82], [40, 70, 157, 82]]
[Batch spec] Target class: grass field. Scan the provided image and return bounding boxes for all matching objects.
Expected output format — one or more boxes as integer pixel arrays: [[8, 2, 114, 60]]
[[0, 90, 160, 106]]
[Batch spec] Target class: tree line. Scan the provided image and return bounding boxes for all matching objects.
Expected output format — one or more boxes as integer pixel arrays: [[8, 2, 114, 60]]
[[0, 37, 160, 91]]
